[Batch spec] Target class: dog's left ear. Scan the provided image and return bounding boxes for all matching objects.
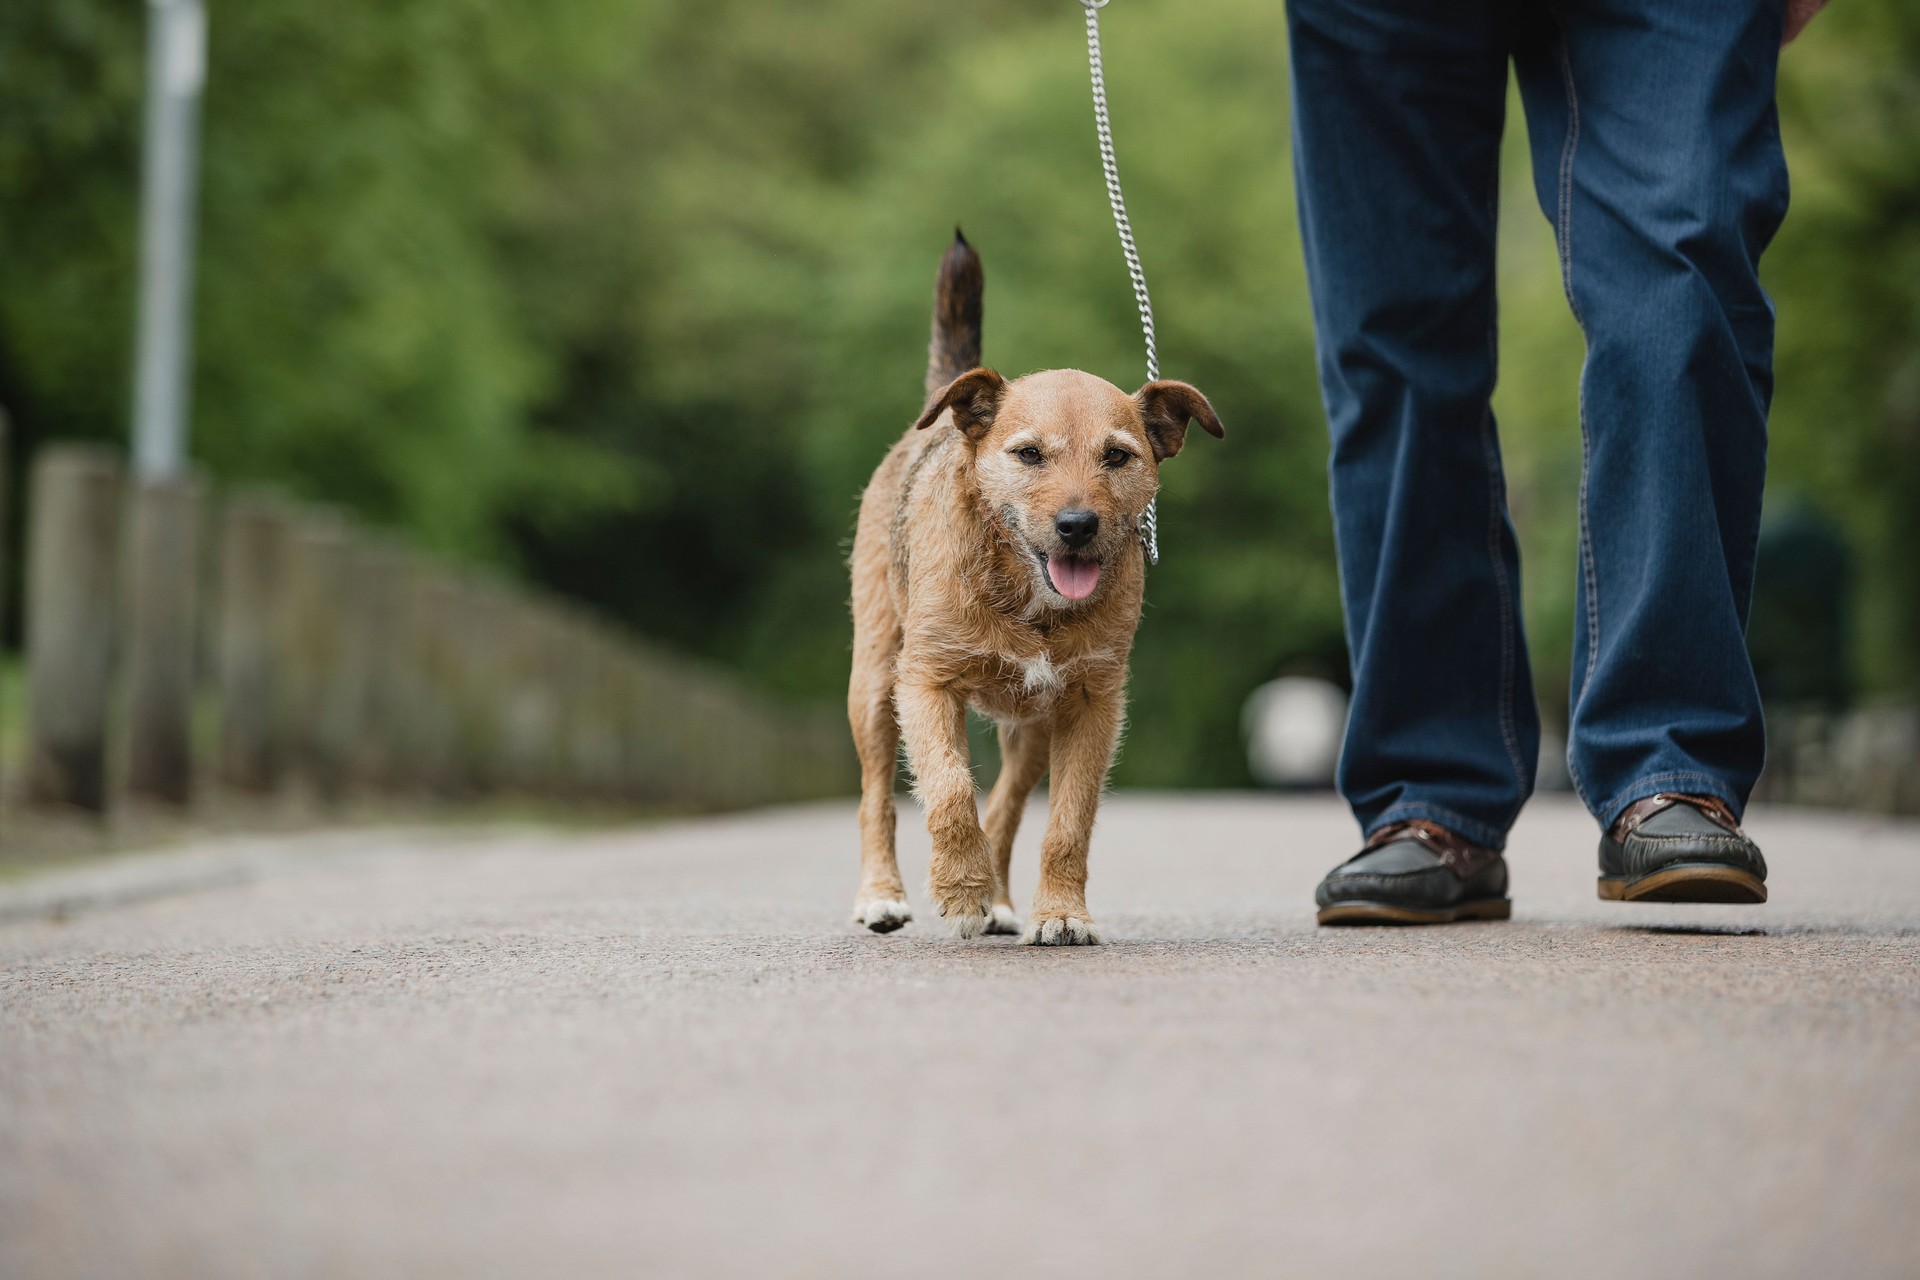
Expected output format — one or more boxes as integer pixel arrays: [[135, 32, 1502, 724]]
[[1134, 380, 1225, 461], [915, 367, 1006, 441]]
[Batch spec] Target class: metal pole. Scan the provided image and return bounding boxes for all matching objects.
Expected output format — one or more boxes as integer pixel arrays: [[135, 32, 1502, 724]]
[[131, 0, 206, 481]]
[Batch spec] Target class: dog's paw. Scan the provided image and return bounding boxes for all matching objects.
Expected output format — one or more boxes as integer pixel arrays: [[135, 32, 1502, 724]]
[[1022, 913, 1101, 946], [925, 890, 990, 940], [943, 904, 992, 939], [921, 867, 998, 936], [854, 898, 913, 934], [983, 904, 1021, 936]]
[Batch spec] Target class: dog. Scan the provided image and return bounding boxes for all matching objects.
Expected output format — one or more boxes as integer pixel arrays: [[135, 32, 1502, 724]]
[[847, 231, 1223, 944]]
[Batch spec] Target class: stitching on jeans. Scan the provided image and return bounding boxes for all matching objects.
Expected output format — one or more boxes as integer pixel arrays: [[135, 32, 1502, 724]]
[[1555, 38, 1600, 696], [1555, 33, 1602, 813], [1567, 756, 1594, 809], [1478, 159, 1527, 820], [1554, 42, 1583, 331]]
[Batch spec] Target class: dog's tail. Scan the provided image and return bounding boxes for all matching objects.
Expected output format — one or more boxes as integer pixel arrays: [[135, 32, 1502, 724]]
[[926, 228, 983, 395]]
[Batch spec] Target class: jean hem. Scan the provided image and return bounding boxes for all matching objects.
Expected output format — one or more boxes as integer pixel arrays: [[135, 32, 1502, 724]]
[[1366, 802, 1511, 852], [1593, 772, 1744, 830]]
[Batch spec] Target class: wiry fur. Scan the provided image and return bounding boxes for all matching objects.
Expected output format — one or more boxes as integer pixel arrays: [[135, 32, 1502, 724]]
[[848, 232, 1223, 945]]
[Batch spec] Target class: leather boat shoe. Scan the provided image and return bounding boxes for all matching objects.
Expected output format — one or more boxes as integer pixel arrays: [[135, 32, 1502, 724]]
[[1597, 793, 1767, 904], [1315, 820, 1511, 925]]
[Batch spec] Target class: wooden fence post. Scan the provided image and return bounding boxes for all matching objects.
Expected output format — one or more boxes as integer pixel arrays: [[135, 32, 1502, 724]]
[[216, 496, 292, 793], [122, 472, 205, 805], [558, 613, 612, 799], [530, 606, 577, 797], [495, 591, 554, 797], [279, 513, 356, 803], [318, 528, 376, 804], [448, 578, 502, 796], [392, 551, 433, 798], [24, 446, 124, 812], [349, 539, 408, 795], [411, 569, 463, 797]]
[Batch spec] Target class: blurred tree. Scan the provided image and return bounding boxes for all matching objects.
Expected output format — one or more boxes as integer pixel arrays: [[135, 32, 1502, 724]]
[[1768, 0, 1920, 695], [0, 0, 145, 640]]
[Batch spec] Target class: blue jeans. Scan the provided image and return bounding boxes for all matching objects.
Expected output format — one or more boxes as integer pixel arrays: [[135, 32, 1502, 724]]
[[1287, 0, 1789, 848]]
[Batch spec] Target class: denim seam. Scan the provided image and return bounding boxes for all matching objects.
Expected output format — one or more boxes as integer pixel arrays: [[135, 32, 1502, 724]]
[[1557, 39, 1598, 694], [1478, 161, 1527, 824], [1553, 40, 1583, 332], [1555, 33, 1601, 815], [1370, 802, 1508, 852], [1595, 772, 1743, 829]]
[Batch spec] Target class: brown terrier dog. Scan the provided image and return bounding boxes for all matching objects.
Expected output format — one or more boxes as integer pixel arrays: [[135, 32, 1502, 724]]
[[848, 232, 1223, 944]]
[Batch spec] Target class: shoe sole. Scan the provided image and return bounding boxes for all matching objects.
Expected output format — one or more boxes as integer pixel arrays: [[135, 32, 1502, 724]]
[[1316, 898, 1512, 926], [1597, 865, 1767, 904]]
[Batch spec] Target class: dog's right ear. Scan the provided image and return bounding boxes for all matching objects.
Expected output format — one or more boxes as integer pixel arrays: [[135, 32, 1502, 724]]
[[914, 367, 1006, 441]]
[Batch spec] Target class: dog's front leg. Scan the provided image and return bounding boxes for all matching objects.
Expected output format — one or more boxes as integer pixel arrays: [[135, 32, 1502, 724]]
[[980, 719, 1051, 935], [1024, 678, 1124, 946], [895, 677, 995, 937]]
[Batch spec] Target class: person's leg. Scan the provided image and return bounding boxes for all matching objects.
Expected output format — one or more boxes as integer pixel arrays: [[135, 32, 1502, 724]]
[[1512, 0, 1789, 829], [1288, 0, 1539, 850]]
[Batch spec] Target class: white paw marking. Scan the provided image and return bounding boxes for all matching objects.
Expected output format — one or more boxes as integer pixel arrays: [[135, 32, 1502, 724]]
[[1022, 916, 1101, 946], [947, 908, 990, 939], [857, 899, 912, 933], [927, 882, 993, 939], [984, 904, 1021, 935]]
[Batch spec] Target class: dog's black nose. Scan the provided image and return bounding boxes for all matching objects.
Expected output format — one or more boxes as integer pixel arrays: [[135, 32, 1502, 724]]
[[1055, 508, 1099, 549]]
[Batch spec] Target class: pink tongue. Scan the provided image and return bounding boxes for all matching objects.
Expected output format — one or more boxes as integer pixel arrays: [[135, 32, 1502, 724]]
[[1047, 555, 1101, 601]]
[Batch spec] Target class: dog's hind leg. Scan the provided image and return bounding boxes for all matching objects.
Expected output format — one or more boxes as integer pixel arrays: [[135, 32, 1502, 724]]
[[980, 720, 1051, 935], [849, 677, 911, 934], [849, 595, 910, 934], [896, 678, 996, 938]]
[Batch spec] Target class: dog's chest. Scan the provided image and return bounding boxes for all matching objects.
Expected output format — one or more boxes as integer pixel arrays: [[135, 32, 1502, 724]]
[[964, 644, 1100, 722]]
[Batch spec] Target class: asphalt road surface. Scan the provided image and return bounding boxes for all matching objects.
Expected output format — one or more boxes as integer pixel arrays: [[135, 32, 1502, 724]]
[[3, 794, 1918, 1278]]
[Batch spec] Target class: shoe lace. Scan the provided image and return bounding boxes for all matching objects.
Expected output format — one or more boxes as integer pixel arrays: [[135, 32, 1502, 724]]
[[1612, 794, 1742, 840], [1364, 820, 1498, 876]]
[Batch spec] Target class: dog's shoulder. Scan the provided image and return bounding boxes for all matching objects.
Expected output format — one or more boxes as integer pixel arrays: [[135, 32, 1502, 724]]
[[887, 427, 972, 584]]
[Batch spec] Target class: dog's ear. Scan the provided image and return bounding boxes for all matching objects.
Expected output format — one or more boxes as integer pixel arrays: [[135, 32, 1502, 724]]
[[914, 367, 1006, 441], [1133, 380, 1225, 461]]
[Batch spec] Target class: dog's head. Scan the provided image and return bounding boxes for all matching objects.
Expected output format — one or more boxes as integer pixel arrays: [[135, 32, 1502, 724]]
[[914, 367, 1223, 607]]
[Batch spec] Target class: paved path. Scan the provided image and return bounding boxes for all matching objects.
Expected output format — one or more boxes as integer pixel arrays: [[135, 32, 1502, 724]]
[[3, 795, 1918, 1278]]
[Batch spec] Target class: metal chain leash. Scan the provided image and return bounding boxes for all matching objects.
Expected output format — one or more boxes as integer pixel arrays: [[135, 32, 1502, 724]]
[[1079, 0, 1162, 565]]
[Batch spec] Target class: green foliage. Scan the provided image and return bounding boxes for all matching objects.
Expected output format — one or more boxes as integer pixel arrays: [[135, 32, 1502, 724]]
[[1, 0, 1915, 784], [1768, 0, 1920, 694], [0, 2, 143, 447]]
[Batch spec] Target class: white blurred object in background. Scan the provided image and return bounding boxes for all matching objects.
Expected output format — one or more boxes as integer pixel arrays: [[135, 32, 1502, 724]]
[[1243, 677, 1348, 789]]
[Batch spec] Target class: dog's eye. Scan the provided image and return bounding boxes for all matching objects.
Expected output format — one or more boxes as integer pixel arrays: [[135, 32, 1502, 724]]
[[1103, 447, 1134, 468], [1014, 446, 1044, 466]]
